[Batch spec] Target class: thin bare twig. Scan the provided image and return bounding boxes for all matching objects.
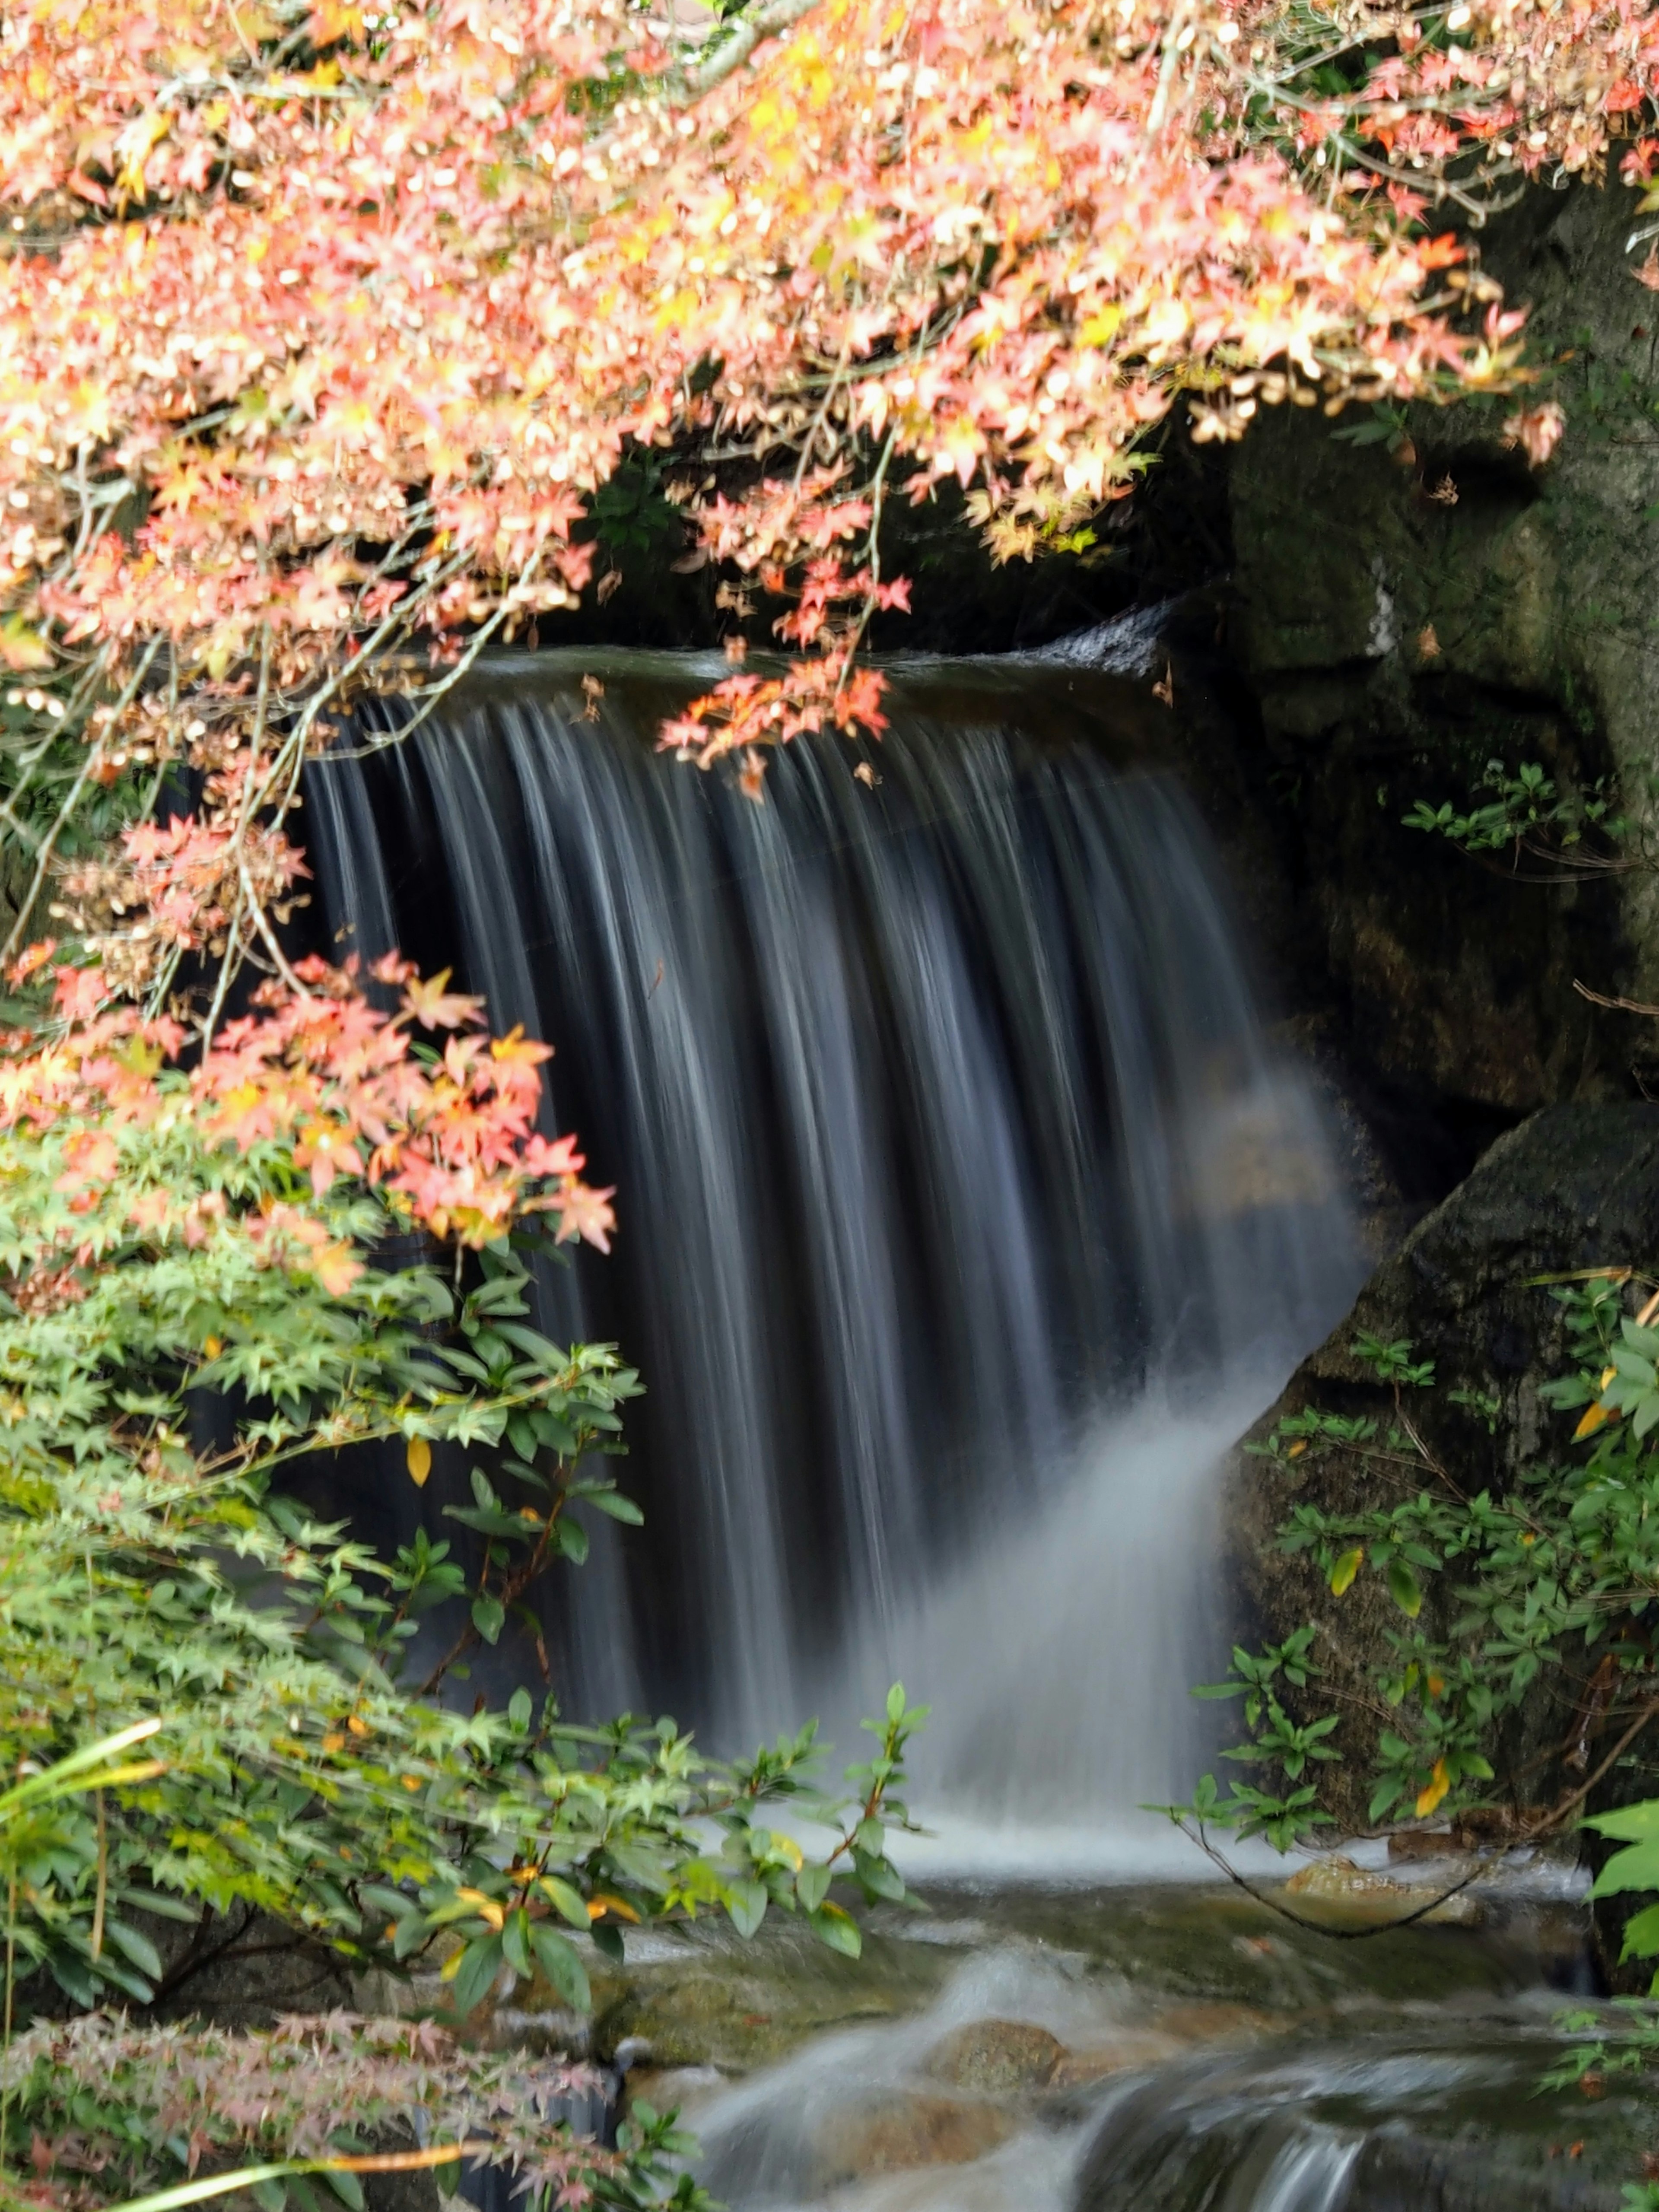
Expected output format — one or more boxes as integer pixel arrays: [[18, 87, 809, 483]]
[[1177, 1818, 1490, 1940], [0, 639, 161, 971], [1576, 978, 1659, 1020]]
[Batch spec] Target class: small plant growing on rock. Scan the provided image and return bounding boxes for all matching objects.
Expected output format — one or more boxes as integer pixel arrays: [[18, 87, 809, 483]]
[[1166, 1274, 1659, 1946]]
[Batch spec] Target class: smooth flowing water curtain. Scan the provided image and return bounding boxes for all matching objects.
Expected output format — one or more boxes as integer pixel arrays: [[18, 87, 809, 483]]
[[308, 653, 1361, 1820]]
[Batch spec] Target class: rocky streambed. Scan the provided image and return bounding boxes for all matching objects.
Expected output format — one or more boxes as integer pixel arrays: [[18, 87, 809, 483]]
[[508, 1860, 1659, 2212]]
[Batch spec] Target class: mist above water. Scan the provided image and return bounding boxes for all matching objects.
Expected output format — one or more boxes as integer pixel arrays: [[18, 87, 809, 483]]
[[308, 652, 1362, 1842]]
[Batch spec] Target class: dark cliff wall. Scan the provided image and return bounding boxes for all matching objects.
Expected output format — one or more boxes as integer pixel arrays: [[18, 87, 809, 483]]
[[1224, 177, 1659, 1131], [1228, 1106, 1659, 1812]]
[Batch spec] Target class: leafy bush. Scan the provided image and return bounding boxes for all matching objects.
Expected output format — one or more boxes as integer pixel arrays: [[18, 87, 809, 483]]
[[3, 2011, 706, 2212], [0, 948, 929, 2208], [1170, 1275, 1659, 1927]]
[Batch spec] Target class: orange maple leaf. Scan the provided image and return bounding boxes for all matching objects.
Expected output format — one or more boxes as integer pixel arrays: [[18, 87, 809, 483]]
[[401, 970, 484, 1031]]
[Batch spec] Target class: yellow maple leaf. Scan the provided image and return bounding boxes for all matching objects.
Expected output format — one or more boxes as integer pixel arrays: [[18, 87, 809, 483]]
[[1414, 1758, 1450, 1818], [1574, 1367, 1620, 1440], [0, 618, 51, 673], [307, 1240, 362, 1297]]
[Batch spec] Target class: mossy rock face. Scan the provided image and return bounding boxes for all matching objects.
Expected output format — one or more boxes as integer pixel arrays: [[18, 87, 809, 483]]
[[1227, 178, 1659, 1120], [588, 1915, 955, 2072], [581, 1875, 1586, 2081], [1224, 1100, 1659, 1975]]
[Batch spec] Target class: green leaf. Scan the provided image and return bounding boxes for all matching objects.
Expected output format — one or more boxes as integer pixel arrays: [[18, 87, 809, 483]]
[[1329, 1548, 1362, 1596], [450, 1932, 504, 2014], [528, 1922, 591, 2011], [1592, 1840, 1659, 1899], [590, 1920, 624, 1965], [1368, 1775, 1405, 1823], [540, 1875, 591, 1932], [1587, 1801, 1659, 1843], [104, 1917, 164, 1982], [885, 1682, 906, 1723], [1621, 1901, 1659, 1961], [360, 1884, 417, 1921], [321, 2172, 364, 2212], [852, 1847, 905, 1902], [554, 1516, 589, 1566], [50, 1949, 98, 2007], [88, 1949, 156, 2002], [470, 1595, 505, 1645], [114, 1885, 200, 1923], [795, 1862, 832, 1913], [575, 1487, 644, 1524], [1386, 1558, 1422, 1619], [393, 1913, 429, 1961], [502, 1906, 533, 1978], [725, 1878, 768, 1937], [808, 1901, 861, 1957]]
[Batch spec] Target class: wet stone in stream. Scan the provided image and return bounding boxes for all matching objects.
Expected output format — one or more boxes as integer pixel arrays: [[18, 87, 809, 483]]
[[558, 1873, 1659, 2211]]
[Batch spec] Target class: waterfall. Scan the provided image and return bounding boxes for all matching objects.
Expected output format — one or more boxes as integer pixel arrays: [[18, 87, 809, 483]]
[[306, 649, 1362, 1841]]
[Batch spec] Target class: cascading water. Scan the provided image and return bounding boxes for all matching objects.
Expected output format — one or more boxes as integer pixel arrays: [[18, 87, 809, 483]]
[[307, 651, 1622, 2212], [306, 645, 1363, 1840]]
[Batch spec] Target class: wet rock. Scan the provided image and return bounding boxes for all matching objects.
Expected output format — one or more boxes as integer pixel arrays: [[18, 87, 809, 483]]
[[597, 1966, 908, 2071], [1049, 2033, 1185, 2088], [1074, 2020, 1659, 2212], [1281, 1855, 1481, 1929], [621, 2064, 728, 2117], [1153, 2001, 1281, 2042], [818, 2091, 1015, 2181], [923, 2019, 1066, 2093], [588, 1914, 952, 2072], [1389, 1828, 1466, 1863]]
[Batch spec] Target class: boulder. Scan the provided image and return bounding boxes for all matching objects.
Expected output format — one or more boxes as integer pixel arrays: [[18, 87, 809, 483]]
[[923, 2018, 1066, 2094], [1049, 2034, 1185, 2089], [1227, 1100, 1659, 1976], [817, 2090, 1015, 2181], [1280, 1856, 1481, 1930]]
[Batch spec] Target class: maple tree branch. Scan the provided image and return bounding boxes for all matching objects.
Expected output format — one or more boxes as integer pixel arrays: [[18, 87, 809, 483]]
[[1214, 51, 1524, 221], [674, 0, 824, 102], [0, 639, 159, 972], [200, 908, 243, 1051], [241, 864, 315, 1001]]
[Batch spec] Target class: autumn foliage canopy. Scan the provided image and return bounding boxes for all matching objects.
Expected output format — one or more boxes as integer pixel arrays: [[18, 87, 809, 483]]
[[0, 0, 1640, 1331], [0, 0, 1646, 968]]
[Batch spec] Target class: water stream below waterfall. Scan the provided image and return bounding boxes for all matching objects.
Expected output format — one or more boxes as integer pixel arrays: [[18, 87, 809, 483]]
[[307, 645, 1640, 2211], [590, 1867, 1633, 2212]]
